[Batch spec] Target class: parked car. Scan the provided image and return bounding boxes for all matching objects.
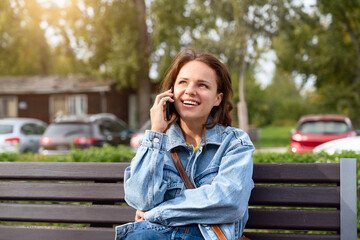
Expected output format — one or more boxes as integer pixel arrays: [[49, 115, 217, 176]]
[[39, 113, 132, 155], [290, 114, 357, 154], [130, 119, 151, 149], [313, 136, 360, 154], [0, 118, 47, 153]]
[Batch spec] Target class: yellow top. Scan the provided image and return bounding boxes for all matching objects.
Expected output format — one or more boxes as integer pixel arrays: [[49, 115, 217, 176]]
[[186, 142, 200, 153]]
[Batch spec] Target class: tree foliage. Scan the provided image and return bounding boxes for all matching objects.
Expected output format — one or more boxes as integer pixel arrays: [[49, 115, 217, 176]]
[[273, 0, 360, 126], [0, 0, 51, 75], [2, 0, 359, 127]]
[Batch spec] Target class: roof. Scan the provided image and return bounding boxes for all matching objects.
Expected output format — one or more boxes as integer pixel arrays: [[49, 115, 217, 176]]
[[0, 75, 115, 94]]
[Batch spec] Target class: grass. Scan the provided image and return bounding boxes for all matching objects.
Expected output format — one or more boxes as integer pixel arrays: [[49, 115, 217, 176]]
[[255, 125, 296, 148]]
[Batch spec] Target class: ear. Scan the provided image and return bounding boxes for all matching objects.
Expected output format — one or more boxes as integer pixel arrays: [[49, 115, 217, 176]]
[[214, 92, 223, 106]]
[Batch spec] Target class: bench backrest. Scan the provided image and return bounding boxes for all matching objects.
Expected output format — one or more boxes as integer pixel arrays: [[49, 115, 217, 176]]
[[0, 159, 356, 240]]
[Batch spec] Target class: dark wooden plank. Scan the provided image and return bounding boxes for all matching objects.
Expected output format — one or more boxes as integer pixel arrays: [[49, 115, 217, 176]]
[[0, 162, 341, 183], [249, 185, 340, 207], [246, 208, 340, 231], [244, 232, 340, 240], [0, 203, 135, 224], [0, 225, 115, 240], [253, 163, 340, 183], [0, 162, 128, 181], [0, 182, 125, 202]]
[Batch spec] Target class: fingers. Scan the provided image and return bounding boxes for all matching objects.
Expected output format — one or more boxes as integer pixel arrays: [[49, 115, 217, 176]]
[[155, 89, 173, 104], [135, 210, 146, 222], [150, 89, 175, 133]]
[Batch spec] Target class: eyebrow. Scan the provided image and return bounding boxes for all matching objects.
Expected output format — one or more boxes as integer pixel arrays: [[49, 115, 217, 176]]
[[177, 77, 211, 84], [198, 79, 211, 84]]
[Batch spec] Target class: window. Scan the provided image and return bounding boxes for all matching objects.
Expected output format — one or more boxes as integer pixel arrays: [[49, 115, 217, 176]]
[[99, 120, 126, 135], [50, 95, 87, 120], [0, 97, 17, 118], [21, 123, 46, 135], [21, 124, 37, 135], [299, 121, 350, 134]]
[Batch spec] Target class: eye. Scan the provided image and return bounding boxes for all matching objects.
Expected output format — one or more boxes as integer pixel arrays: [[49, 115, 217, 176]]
[[177, 80, 187, 85], [199, 83, 208, 88]]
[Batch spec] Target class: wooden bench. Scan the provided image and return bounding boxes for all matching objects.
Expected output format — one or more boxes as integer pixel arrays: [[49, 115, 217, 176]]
[[0, 158, 357, 240]]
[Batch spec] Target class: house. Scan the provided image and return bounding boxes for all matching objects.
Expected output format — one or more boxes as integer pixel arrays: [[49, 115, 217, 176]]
[[0, 75, 135, 125]]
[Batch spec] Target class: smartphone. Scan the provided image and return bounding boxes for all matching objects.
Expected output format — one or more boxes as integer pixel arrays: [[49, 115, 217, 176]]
[[166, 86, 175, 121]]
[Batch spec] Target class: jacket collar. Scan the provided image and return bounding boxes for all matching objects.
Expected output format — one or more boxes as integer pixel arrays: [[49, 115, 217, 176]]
[[166, 117, 223, 151]]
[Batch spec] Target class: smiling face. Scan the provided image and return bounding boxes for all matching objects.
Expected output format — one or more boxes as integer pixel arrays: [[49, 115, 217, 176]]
[[173, 60, 223, 124]]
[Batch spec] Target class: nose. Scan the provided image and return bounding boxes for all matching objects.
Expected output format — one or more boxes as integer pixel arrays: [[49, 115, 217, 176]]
[[184, 83, 196, 96]]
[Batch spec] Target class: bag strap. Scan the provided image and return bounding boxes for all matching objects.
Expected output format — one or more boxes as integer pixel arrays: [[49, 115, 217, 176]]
[[170, 149, 228, 240]]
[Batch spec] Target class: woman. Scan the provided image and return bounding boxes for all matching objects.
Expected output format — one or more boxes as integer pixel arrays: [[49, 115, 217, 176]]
[[115, 48, 254, 240]]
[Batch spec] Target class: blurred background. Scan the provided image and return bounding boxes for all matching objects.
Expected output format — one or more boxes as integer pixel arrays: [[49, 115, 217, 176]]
[[1, 0, 360, 153]]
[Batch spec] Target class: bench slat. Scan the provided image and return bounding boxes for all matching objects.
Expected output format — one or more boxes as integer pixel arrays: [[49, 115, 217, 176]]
[[0, 182, 124, 202], [244, 232, 339, 240], [253, 163, 340, 183], [0, 162, 128, 181], [250, 185, 339, 207], [247, 208, 340, 231], [0, 226, 340, 240], [0, 203, 135, 224], [0, 162, 341, 183], [1, 183, 340, 208], [0, 225, 115, 240]]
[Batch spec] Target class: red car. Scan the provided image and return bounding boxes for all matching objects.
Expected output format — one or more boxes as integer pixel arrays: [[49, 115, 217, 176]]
[[290, 115, 357, 153]]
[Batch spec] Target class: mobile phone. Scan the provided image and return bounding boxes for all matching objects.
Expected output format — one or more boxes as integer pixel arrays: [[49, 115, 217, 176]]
[[166, 86, 174, 121]]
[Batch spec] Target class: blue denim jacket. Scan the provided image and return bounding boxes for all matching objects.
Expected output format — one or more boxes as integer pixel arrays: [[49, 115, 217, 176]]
[[116, 122, 254, 240]]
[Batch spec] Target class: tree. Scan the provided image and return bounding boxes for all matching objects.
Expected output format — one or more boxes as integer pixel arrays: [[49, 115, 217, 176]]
[[272, 0, 360, 126], [0, 0, 51, 75], [188, 0, 279, 130], [49, 0, 150, 127], [265, 69, 310, 125]]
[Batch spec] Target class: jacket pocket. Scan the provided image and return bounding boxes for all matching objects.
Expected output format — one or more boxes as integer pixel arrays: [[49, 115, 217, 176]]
[[163, 164, 183, 201], [194, 166, 219, 187]]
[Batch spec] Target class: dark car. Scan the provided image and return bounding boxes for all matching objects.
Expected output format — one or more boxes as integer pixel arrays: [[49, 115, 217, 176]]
[[290, 114, 357, 153], [0, 118, 47, 153], [39, 113, 131, 155]]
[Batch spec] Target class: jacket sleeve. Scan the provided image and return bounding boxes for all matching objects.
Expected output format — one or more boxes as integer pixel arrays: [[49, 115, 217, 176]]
[[124, 130, 169, 211], [144, 131, 255, 226]]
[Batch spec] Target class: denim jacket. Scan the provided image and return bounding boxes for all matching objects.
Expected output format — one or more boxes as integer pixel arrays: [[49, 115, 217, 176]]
[[116, 121, 254, 240]]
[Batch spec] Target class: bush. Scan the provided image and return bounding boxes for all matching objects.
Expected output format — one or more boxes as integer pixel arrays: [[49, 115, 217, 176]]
[[69, 144, 135, 162], [0, 144, 136, 162], [253, 151, 360, 164]]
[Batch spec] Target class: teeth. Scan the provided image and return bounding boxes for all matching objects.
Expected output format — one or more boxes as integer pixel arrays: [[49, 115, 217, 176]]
[[183, 100, 199, 106]]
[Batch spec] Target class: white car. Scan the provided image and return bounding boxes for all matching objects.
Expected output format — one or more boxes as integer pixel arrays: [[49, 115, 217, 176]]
[[313, 136, 360, 154], [0, 118, 47, 153]]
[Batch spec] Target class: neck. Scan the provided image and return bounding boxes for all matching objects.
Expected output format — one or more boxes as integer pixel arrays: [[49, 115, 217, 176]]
[[180, 119, 205, 147]]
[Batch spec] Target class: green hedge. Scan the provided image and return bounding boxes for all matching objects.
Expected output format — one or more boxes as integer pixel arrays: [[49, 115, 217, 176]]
[[0, 144, 136, 162]]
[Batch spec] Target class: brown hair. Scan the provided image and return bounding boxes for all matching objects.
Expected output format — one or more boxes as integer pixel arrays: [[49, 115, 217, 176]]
[[161, 48, 234, 127]]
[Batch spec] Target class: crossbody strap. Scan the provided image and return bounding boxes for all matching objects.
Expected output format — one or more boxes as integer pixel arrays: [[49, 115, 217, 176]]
[[170, 149, 228, 240]]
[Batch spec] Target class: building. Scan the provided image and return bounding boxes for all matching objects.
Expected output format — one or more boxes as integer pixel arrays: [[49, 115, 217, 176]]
[[0, 75, 134, 124]]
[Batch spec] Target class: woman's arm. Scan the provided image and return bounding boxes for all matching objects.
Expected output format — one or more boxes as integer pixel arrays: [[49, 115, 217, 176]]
[[124, 89, 176, 211], [124, 130, 169, 211], [144, 132, 255, 226]]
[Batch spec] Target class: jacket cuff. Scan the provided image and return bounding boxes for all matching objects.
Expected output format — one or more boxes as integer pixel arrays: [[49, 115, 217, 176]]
[[144, 207, 165, 225], [141, 130, 167, 151]]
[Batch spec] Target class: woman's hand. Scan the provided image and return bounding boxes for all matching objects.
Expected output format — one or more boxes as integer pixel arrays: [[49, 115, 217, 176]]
[[135, 210, 146, 222], [150, 89, 176, 133]]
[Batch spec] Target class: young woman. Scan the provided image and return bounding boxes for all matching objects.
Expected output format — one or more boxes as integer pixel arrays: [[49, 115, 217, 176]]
[[115, 48, 254, 240]]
